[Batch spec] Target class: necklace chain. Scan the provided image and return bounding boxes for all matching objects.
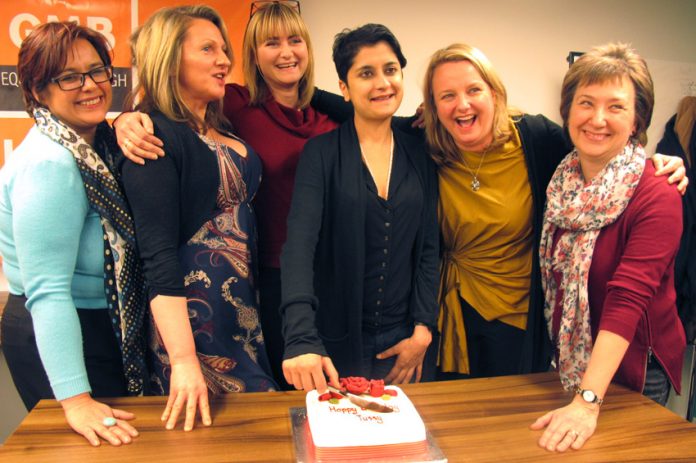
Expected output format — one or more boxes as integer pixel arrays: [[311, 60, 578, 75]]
[[360, 133, 394, 199], [460, 145, 490, 192]]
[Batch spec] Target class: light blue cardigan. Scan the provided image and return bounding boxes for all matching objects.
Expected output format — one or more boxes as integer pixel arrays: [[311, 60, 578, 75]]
[[0, 126, 107, 401]]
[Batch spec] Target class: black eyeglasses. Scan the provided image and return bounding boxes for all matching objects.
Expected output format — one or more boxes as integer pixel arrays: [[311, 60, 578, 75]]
[[50, 66, 113, 91], [249, 0, 301, 19]]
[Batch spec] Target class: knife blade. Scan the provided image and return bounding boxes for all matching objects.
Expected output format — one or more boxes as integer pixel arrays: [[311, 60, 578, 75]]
[[327, 386, 394, 413]]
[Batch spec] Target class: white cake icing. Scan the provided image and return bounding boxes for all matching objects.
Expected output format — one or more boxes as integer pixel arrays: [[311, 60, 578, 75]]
[[306, 386, 426, 448]]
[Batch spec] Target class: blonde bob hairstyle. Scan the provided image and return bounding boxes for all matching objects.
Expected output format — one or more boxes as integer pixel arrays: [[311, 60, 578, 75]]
[[243, 2, 315, 108], [423, 43, 519, 167], [129, 5, 233, 132], [560, 42, 654, 146]]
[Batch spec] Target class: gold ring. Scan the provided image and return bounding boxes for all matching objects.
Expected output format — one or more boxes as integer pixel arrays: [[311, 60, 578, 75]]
[[124, 138, 131, 149], [568, 429, 579, 439]]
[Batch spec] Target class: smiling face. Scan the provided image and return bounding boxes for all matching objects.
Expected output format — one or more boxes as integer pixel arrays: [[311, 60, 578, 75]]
[[35, 38, 111, 144], [178, 18, 231, 117], [338, 41, 403, 124], [568, 76, 636, 168], [431, 60, 495, 153], [255, 27, 308, 93]]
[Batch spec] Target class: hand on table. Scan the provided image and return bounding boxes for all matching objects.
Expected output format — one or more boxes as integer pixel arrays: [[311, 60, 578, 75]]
[[378, 324, 432, 384], [282, 353, 339, 393], [530, 398, 599, 452], [61, 392, 138, 447], [164, 358, 211, 431]]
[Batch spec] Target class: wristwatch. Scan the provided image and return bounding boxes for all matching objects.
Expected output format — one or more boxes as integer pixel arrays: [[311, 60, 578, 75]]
[[575, 386, 604, 406]]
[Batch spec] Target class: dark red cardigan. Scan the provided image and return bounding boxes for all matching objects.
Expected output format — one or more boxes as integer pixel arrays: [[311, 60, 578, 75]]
[[223, 84, 338, 268], [552, 160, 686, 393]]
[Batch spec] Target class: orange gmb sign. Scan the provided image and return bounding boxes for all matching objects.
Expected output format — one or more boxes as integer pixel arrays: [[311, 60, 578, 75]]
[[0, 1, 131, 114]]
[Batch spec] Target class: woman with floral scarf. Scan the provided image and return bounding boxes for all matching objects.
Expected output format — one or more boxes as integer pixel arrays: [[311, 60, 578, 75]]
[[531, 43, 686, 452]]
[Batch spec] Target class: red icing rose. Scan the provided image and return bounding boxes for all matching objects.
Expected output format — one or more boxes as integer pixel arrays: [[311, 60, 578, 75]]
[[318, 392, 331, 401], [369, 379, 385, 397], [340, 376, 370, 394], [384, 388, 398, 396]]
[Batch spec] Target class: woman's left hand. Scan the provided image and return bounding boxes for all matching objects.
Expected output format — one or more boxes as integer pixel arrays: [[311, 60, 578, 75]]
[[530, 398, 599, 452], [378, 325, 432, 384], [652, 153, 689, 195]]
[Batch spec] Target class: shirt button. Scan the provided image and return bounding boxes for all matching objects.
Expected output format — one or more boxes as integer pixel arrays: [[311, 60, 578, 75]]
[[381, 262, 387, 268], [383, 248, 388, 254], [379, 275, 385, 280], [384, 235, 389, 241], [385, 222, 391, 227], [376, 300, 382, 305], [378, 288, 383, 293]]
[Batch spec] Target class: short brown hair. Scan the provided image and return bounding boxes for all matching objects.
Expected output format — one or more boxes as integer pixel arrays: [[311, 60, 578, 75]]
[[423, 43, 519, 167], [242, 1, 314, 108], [17, 21, 112, 115], [560, 42, 653, 144]]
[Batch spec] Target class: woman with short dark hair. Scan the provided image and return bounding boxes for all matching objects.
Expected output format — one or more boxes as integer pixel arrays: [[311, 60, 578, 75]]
[[280, 24, 439, 393]]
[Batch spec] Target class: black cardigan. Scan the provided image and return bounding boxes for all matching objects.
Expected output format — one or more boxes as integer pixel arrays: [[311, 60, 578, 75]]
[[514, 114, 572, 372], [118, 112, 220, 301], [657, 115, 696, 342], [280, 119, 440, 376]]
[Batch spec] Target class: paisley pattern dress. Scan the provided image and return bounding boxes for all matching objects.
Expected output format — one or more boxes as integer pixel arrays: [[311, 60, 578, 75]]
[[150, 133, 277, 394]]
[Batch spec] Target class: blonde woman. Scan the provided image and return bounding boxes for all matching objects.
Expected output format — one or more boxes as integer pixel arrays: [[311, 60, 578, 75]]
[[120, 5, 277, 432], [115, 2, 337, 388]]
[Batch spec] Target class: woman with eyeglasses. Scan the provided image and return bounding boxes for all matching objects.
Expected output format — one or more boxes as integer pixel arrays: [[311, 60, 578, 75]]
[[0, 21, 148, 447], [114, 0, 337, 389]]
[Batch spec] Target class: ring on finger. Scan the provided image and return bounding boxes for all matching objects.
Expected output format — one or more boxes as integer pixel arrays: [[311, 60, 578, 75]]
[[103, 417, 117, 427], [124, 138, 131, 149], [568, 429, 579, 440]]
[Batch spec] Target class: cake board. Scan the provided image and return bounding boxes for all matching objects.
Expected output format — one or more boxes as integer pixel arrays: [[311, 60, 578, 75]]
[[290, 407, 448, 463]]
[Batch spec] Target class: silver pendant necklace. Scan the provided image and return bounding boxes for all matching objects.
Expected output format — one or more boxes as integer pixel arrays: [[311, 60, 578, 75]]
[[360, 133, 394, 199], [460, 145, 490, 192]]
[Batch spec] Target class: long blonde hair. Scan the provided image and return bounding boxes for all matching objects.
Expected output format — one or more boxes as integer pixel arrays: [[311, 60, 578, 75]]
[[423, 43, 519, 167], [243, 2, 315, 108], [129, 5, 233, 132]]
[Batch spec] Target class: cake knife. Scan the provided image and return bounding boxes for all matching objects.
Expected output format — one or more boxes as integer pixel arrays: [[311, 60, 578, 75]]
[[327, 386, 394, 413]]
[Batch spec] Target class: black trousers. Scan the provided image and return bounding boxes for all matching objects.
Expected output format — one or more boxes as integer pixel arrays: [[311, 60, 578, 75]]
[[438, 296, 525, 380], [258, 267, 292, 390], [1, 294, 127, 411]]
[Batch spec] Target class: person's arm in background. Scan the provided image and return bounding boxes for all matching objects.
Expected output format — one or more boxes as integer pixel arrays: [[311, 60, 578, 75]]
[[13, 148, 137, 446], [113, 112, 163, 164], [280, 138, 339, 393], [531, 175, 683, 452], [119, 122, 210, 432]]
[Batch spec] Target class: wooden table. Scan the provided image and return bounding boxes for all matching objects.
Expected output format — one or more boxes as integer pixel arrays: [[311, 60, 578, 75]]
[[2, 372, 695, 462]]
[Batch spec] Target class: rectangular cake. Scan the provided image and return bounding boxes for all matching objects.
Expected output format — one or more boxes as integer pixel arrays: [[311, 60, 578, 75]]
[[305, 385, 428, 460]]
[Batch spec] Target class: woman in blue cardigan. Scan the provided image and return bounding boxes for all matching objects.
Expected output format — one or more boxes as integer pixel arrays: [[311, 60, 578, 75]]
[[0, 22, 147, 446]]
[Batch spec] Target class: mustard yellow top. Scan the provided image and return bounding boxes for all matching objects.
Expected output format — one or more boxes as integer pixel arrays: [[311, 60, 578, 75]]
[[438, 122, 533, 373]]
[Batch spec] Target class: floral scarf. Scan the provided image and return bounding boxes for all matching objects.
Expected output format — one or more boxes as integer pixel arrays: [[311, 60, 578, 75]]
[[33, 107, 148, 395], [539, 142, 646, 390]]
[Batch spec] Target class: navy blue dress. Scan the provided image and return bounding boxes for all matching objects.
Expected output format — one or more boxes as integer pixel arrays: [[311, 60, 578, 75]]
[[150, 134, 277, 394]]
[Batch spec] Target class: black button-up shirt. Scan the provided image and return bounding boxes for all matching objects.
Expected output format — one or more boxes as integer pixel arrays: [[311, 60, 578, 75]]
[[362, 148, 423, 334]]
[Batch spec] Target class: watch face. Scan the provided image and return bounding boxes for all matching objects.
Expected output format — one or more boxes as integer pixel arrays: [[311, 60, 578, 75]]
[[582, 390, 596, 402]]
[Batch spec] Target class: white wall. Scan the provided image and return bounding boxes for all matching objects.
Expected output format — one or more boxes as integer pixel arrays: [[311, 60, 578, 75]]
[[302, 0, 696, 153]]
